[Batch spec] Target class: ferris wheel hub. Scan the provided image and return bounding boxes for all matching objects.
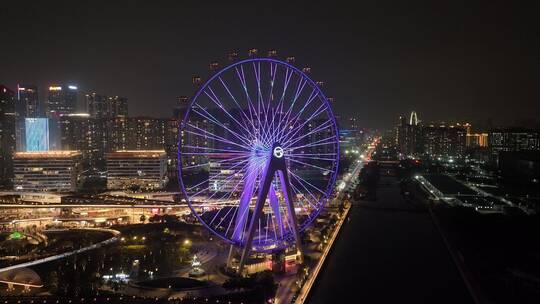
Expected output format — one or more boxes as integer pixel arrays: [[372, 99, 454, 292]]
[[272, 145, 284, 159]]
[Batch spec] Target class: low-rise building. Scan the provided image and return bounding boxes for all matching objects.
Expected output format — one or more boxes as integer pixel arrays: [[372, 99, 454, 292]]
[[12, 151, 82, 192], [106, 150, 167, 190]]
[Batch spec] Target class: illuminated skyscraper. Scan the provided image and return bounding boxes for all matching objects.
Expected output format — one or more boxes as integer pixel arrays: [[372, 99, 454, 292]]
[[25, 118, 51, 151], [488, 128, 540, 162], [59, 113, 104, 169], [86, 93, 128, 118], [46, 85, 78, 118], [17, 84, 39, 117], [173, 96, 189, 119], [108, 96, 128, 117], [0, 85, 16, 184], [165, 118, 180, 178], [396, 113, 422, 156], [86, 92, 108, 118], [422, 124, 466, 158]]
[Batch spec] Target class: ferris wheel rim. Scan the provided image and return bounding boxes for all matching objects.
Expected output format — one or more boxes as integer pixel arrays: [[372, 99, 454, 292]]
[[177, 57, 341, 249]]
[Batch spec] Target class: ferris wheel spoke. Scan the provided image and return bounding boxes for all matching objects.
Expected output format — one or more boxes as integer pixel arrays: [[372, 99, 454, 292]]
[[280, 101, 327, 145], [287, 157, 335, 173], [286, 154, 337, 162], [206, 162, 251, 200], [182, 145, 249, 154], [289, 182, 312, 214], [184, 124, 250, 151], [235, 66, 262, 138], [270, 209, 278, 243], [186, 158, 250, 194], [191, 106, 253, 147], [290, 176, 319, 210], [282, 118, 334, 148], [264, 212, 270, 244], [287, 135, 337, 152], [218, 76, 258, 135], [224, 205, 239, 238], [279, 86, 317, 128], [288, 152, 338, 156], [271, 67, 296, 141], [214, 205, 237, 233], [182, 152, 248, 168], [275, 79, 313, 141], [204, 85, 255, 139], [289, 170, 327, 196]]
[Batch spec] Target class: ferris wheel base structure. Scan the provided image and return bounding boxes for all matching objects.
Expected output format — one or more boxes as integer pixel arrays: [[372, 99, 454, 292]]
[[178, 57, 340, 277], [237, 144, 304, 275]]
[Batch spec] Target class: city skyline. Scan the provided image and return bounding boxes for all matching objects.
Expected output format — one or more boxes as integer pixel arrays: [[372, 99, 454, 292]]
[[1, 2, 540, 303], [1, 1, 540, 128]]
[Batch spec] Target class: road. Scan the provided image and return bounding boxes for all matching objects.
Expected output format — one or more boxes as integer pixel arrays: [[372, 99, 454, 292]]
[[307, 175, 474, 304]]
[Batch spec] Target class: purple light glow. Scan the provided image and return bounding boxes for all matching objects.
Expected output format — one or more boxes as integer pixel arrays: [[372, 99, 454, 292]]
[[178, 58, 340, 252]]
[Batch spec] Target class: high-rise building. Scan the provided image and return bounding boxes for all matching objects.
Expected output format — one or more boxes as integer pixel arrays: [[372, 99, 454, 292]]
[[108, 96, 128, 117], [106, 150, 167, 190], [46, 85, 78, 118], [24, 118, 60, 151], [0, 85, 16, 185], [173, 96, 189, 120], [488, 128, 540, 162], [127, 117, 166, 150], [59, 113, 105, 169], [466, 133, 488, 148], [86, 92, 108, 119], [86, 93, 128, 119], [165, 118, 180, 178], [12, 151, 82, 192], [17, 84, 39, 117], [396, 112, 422, 156], [107, 116, 129, 152], [422, 124, 466, 158]]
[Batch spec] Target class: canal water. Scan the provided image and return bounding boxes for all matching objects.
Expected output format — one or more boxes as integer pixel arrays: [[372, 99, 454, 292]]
[[308, 177, 473, 303]]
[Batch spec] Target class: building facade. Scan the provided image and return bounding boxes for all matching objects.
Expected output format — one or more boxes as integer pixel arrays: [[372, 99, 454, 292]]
[[24, 117, 61, 151], [17, 84, 39, 118], [46, 85, 78, 118], [59, 114, 105, 169], [106, 150, 167, 190], [488, 128, 540, 162], [12, 151, 82, 192], [422, 124, 466, 158], [86, 93, 128, 119], [395, 113, 422, 156], [0, 85, 16, 185]]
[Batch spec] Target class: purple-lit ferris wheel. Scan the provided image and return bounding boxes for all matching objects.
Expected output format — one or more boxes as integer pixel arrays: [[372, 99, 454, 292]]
[[178, 58, 339, 271]]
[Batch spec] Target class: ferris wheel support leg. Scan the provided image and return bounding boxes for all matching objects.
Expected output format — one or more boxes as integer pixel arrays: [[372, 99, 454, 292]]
[[278, 170, 304, 264], [238, 163, 274, 275]]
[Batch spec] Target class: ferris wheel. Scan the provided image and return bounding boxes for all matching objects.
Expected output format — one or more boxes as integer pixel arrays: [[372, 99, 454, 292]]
[[178, 57, 339, 272]]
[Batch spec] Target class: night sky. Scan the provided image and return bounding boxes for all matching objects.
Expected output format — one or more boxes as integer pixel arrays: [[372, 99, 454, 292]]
[[1, 1, 538, 129]]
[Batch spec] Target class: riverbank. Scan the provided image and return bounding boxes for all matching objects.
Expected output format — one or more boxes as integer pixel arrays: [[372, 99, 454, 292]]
[[294, 202, 352, 304]]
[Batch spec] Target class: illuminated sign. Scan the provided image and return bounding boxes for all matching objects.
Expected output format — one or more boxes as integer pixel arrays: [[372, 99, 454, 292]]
[[49, 86, 62, 91], [68, 85, 78, 90], [273, 146, 284, 158]]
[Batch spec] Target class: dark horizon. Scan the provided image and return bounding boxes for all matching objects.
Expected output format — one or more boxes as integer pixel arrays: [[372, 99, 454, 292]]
[[1, 1, 539, 129]]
